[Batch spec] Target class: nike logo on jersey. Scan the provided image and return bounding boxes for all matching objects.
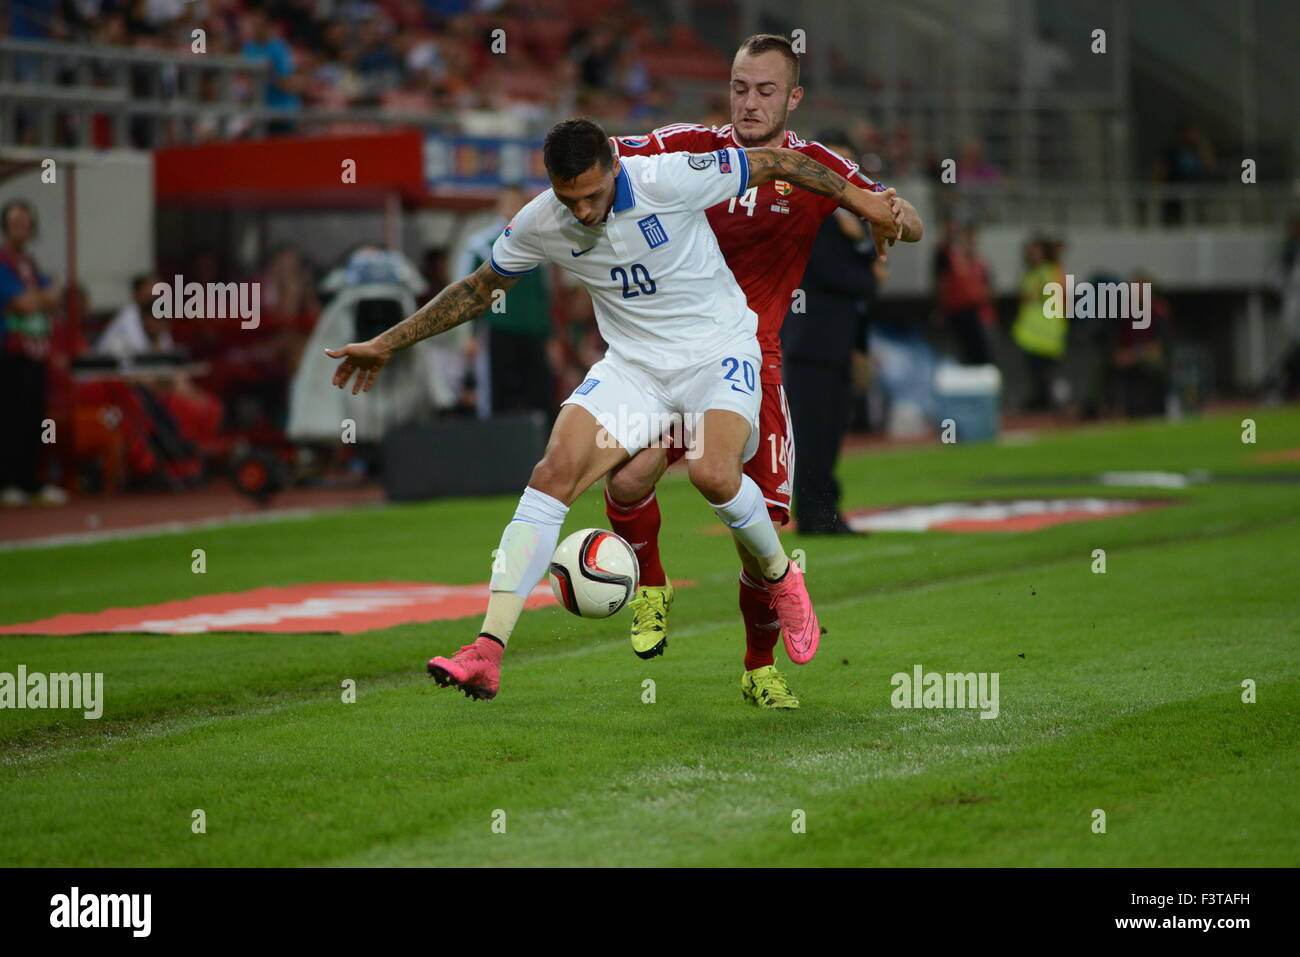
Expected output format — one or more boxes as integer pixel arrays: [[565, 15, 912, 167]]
[[571, 246, 596, 257]]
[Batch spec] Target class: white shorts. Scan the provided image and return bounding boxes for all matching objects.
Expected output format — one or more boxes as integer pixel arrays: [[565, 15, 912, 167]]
[[562, 348, 763, 462]]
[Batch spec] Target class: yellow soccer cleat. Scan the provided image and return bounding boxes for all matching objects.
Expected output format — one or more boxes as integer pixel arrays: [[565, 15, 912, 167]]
[[628, 582, 674, 659], [741, 665, 801, 710]]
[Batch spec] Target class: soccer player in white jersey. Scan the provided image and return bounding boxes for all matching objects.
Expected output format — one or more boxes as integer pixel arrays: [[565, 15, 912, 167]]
[[325, 118, 906, 701]]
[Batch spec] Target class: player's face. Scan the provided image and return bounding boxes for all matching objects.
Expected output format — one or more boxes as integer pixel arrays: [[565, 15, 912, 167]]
[[730, 51, 800, 147], [551, 159, 618, 228]]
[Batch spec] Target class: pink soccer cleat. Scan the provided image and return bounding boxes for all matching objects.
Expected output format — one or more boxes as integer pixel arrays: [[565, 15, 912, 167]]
[[427, 635, 504, 700], [766, 561, 822, 664]]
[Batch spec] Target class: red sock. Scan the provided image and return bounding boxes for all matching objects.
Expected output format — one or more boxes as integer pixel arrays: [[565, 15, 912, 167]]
[[739, 571, 781, 671], [604, 487, 667, 587]]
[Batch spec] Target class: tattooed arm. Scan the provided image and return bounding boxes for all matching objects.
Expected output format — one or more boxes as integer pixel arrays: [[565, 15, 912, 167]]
[[326, 260, 521, 394], [744, 148, 924, 253]]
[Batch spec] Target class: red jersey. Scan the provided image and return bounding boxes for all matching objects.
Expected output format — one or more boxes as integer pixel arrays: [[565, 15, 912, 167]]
[[613, 124, 886, 384]]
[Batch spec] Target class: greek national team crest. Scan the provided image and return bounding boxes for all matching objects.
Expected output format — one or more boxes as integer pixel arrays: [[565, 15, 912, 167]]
[[637, 214, 669, 249], [575, 377, 600, 395]]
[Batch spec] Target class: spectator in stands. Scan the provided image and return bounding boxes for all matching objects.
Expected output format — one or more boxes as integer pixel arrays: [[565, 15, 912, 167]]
[[418, 245, 477, 417], [1160, 120, 1217, 183], [571, 24, 621, 92], [96, 274, 173, 360], [460, 184, 556, 421], [1156, 121, 1217, 225], [258, 245, 319, 374], [165, 245, 288, 432], [242, 3, 304, 131], [7, 0, 54, 40], [52, 0, 110, 42], [1113, 271, 1173, 418], [1012, 236, 1067, 411], [87, 273, 221, 481], [699, 95, 729, 130], [959, 137, 1003, 182], [850, 119, 887, 179], [934, 218, 995, 365], [354, 16, 402, 98], [889, 123, 916, 178], [139, 0, 189, 34], [0, 200, 67, 506], [781, 135, 878, 535], [1077, 269, 1124, 420]]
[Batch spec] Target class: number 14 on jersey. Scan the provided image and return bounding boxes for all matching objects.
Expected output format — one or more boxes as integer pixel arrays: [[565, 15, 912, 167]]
[[727, 187, 759, 217]]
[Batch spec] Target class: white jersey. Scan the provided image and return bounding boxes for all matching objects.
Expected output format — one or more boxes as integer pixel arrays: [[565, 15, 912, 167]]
[[489, 148, 758, 371]]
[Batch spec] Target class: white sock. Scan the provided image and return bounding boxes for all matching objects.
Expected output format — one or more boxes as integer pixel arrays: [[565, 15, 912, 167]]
[[482, 486, 569, 645], [480, 593, 526, 646], [712, 475, 788, 580]]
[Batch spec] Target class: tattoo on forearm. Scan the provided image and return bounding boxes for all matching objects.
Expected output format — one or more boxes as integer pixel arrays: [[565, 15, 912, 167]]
[[750, 148, 851, 202], [378, 268, 501, 352]]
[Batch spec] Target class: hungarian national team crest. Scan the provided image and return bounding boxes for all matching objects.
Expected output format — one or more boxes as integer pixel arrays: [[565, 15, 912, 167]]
[[774, 180, 793, 196]]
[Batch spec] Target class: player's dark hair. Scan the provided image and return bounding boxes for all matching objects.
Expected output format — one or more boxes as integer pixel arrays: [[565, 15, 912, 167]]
[[544, 118, 613, 181], [736, 34, 800, 88]]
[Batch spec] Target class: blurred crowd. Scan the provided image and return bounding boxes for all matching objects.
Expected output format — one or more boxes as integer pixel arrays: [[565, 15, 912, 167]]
[[9, 0, 1013, 174], [10, 0, 709, 147], [926, 223, 1184, 424]]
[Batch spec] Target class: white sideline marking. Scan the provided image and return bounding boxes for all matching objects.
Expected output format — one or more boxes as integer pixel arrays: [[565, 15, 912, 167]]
[[0, 504, 380, 552]]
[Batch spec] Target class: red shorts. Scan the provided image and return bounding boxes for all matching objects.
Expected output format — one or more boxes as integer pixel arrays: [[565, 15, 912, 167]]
[[666, 382, 794, 525]]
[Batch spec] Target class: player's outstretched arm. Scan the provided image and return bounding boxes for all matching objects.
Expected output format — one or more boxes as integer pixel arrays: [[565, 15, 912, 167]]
[[325, 261, 520, 395], [744, 147, 924, 253]]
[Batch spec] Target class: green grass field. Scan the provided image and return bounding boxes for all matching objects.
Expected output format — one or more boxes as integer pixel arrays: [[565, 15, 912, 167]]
[[1, 407, 1297, 866]]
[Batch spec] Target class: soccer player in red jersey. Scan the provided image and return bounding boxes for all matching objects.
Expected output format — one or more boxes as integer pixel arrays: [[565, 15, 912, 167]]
[[604, 34, 923, 709]]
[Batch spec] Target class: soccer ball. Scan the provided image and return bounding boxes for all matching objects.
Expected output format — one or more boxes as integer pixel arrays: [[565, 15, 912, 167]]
[[548, 528, 640, 618]]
